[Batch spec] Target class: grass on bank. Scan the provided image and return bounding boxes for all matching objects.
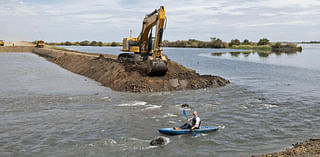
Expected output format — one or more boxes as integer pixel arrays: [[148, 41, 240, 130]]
[[47, 45, 68, 50], [231, 45, 272, 51]]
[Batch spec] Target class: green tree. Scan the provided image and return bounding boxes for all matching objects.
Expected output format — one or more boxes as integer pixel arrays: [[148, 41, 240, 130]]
[[111, 42, 119, 46], [210, 37, 226, 48], [80, 40, 90, 46], [229, 39, 240, 47], [90, 41, 98, 46], [242, 39, 250, 45], [257, 38, 270, 45], [98, 41, 103, 46], [273, 42, 282, 48], [65, 41, 72, 46]]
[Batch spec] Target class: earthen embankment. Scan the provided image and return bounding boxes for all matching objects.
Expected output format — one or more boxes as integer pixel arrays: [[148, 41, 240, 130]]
[[1, 46, 229, 92]]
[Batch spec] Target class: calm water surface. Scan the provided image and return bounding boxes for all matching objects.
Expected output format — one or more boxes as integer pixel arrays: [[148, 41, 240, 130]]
[[1, 44, 320, 157]]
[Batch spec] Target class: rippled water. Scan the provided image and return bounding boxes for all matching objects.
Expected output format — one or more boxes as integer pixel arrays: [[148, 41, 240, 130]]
[[1, 44, 320, 157]]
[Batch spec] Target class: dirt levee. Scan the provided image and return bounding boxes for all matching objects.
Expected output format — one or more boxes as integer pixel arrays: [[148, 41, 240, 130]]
[[33, 47, 229, 92], [32, 47, 229, 92]]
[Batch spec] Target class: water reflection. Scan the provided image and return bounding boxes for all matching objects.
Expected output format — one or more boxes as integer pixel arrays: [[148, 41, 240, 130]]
[[212, 50, 301, 58]]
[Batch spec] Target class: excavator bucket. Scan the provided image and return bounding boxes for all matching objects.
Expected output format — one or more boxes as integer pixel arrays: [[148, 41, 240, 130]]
[[147, 58, 168, 76]]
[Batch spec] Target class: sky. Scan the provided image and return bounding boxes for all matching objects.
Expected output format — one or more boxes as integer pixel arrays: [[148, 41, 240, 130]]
[[0, 0, 320, 42]]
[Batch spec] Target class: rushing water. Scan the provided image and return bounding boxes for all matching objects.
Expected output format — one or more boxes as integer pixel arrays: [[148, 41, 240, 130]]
[[1, 44, 320, 157]]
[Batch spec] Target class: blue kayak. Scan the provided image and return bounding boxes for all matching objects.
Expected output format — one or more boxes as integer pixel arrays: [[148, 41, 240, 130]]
[[158, 126, 219, 135]]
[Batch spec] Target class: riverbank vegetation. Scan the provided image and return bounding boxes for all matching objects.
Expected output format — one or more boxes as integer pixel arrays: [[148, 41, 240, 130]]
[[42, 37, 302, 53], [300, 41, 320, 44], [45, 41, 122, 47], [163, 37, 302, 53], [162, 38, 228, 48]]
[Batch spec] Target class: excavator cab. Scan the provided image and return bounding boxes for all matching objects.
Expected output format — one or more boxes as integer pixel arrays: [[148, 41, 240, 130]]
[[119, 6, 168, 76], [36, 40, 45, 48], [122, 37, 139, 53], [0, 40, 4, 46]]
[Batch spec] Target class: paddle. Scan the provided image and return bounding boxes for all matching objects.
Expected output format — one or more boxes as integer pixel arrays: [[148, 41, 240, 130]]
[[182, 109, 196, 137], [182, 109, 187, 118]]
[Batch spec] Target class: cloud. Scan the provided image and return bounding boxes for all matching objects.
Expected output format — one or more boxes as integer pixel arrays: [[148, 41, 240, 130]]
[[233, 21, 318, 28], [0, 0, 320, 42]]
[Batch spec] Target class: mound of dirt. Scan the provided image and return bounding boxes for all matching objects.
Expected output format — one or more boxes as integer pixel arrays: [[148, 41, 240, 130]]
[[33, 47, 229, 92], [253, 139, 320, 157]]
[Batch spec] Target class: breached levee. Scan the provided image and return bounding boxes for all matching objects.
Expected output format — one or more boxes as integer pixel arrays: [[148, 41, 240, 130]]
[[1, 46, 229, 92]]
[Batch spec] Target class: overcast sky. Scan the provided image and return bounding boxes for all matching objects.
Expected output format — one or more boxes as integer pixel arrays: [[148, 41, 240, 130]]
[[0, 0, 319, 42]]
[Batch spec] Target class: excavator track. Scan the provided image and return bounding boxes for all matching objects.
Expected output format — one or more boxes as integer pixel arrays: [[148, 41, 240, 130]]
[[118, 53, 141, 63]]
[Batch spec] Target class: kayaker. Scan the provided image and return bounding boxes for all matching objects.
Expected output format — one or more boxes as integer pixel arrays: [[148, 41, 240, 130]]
[[175, 111, 201, 130]]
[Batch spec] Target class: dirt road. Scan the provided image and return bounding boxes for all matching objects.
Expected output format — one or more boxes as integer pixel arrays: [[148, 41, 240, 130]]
[[4, 41, 34, 46]]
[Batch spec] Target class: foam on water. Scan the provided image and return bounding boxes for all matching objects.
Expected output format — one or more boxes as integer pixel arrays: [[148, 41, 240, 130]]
[[259, 103, 278, 109], [117, 101, 161, 111], [151, 113, 178, 119], [162, 113, 178, 118], [101, 96, 110, 101], [117, 101, 147, 107], [218, 125, 225, 129], [169, 121, 176, 124], [142, 104, 162, 111]]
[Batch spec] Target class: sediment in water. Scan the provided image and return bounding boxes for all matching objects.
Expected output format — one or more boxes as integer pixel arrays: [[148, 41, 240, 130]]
[[1, 46, 229, 92]]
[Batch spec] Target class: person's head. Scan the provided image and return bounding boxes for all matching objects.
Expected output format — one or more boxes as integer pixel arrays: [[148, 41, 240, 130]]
[[193, 111, 198, 117]]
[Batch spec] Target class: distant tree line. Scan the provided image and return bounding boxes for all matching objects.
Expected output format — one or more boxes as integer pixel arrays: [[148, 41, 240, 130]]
[[161, 37, 301, 52], [162, 37, 274, 48], [300, 41, 320, 44], [162, 37, 228, 48], [43, 38, 302, 52], [47, 40, 121, 47]]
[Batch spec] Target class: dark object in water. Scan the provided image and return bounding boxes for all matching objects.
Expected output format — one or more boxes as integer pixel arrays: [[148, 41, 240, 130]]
[[181, 103, 191, 108], [150, 136, 166, 146]]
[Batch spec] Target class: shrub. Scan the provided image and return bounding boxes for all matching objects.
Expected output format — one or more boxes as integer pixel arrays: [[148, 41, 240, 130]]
[[229, 39, 241, 47], [256, 45, 272, 51], [80, 40, 90, 46], [65, 41, 72, 46], [111, 42, 120, 46], [257, 38, 270, 45], [210, 37, 226, 48], [273, 42, 282, 48], [90, 41, 98, 46], [98, 41, 103, 46], [242, 39, 250, 45]]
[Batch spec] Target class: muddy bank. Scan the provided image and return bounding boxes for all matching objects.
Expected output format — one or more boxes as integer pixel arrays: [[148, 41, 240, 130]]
[[1, 46, 229, 92], [253, 139, 320, 157]]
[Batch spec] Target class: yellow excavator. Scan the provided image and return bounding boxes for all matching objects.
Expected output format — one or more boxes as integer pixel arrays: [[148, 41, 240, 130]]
[[35, 40, 45, 48], [119, 6, 168, 76], [0, 40, 4, 46]]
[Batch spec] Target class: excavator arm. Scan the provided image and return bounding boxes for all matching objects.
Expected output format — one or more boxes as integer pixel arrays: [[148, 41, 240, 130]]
[[137, 6, 166, 57]]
